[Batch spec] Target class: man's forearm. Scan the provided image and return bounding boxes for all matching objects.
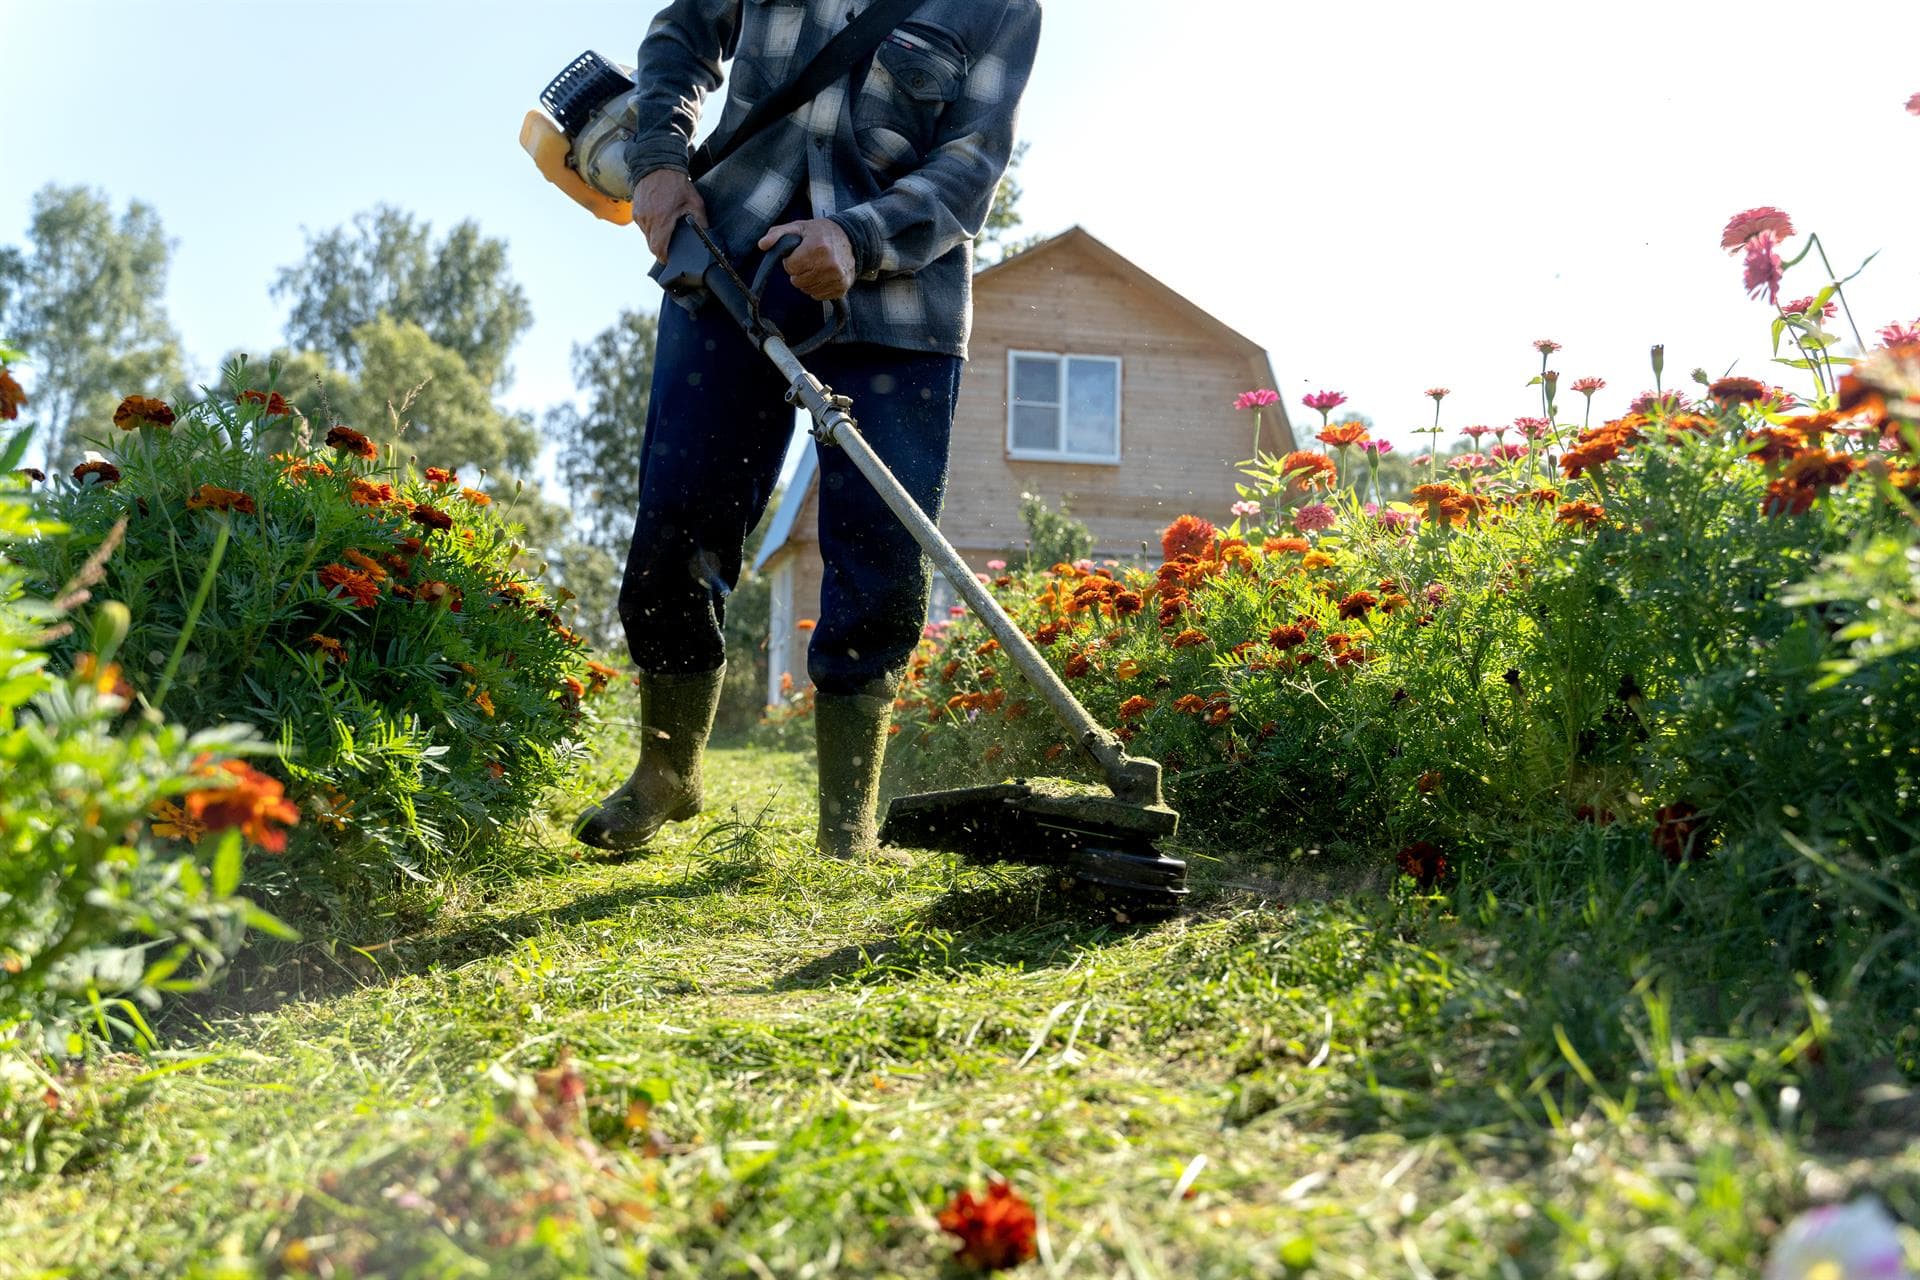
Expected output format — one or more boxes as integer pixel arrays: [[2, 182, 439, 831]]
[[625, 0, 741, 184]]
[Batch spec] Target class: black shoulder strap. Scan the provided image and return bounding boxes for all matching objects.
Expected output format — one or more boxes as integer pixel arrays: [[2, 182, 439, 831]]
[[689, 0, 928, 180]]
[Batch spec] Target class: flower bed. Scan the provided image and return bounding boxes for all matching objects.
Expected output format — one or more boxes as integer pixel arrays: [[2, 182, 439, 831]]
[[15, 367, 612, 912]]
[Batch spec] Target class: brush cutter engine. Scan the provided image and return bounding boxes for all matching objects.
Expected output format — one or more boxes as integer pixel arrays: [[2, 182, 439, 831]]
[[520, 51, 645, 226]]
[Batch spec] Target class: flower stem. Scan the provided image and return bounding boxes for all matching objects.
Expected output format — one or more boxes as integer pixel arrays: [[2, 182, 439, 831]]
[[1809, 234, 1867, 351], [153, 517, 230, 712]]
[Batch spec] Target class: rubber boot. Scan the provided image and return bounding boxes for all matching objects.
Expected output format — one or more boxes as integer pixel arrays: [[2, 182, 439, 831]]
[[815, 688, 893, 860], [576, 666, 725, 852]]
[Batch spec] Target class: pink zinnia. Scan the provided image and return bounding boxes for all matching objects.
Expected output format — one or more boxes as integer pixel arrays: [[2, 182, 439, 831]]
[[1377, 508, 1417, 530], [1627, 390, 1690, 415], [1533, 339, 1562, 355], [1230, 499, 1261, 518], [948, 604, 967, 618], [1410, 454, 1433, 467], [1293, 502, 1337, 532], [985, 558, 1007, 571], [1425, 387, 1450, 400], [1513, 416, 1553, 440], [1569, 376, 1606, 396], [1300, 390, 1347, 414], [1460, 424, 1490, 440], [1722, 206, 1794, 252], [1234, 388, 1280, 410], [1782, 295, 1837, 321], [1448, 453, 1487, 471], [1359, 439, 1394, 457], [1878, 319, 1920, 348], [1743, 231, 1785, 304], [1907, 92, 1920, 116], [1490, 442, 1528, 462]]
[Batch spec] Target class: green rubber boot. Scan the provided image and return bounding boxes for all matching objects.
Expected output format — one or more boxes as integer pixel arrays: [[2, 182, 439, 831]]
[[815, 688, 893, 860], [576, 666, 725, 852]]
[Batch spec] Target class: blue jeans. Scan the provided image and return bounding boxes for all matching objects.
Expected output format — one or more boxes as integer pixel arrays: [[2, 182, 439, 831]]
[[618, 261, 961, 696]]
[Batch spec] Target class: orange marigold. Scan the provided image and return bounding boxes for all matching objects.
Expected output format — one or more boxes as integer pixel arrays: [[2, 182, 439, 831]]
[[1782, 448, 1858, 491], [1173, 693, 1208, 714], [1762, 478, 1818, 517], [325, 424, 378, 459], [1556, 501, 1606, 531], [0, 367, 25, 421], [1337, 590, 1377, 620], [113, 394, 175, 431], [1170, 628, 1210, 649], [308, 633, 347, 663], [342, 548, 389, 581], [347, 478, 395, 507], [318, 563, 381, 608], [1118, 694, 1156, 721], [461, 487, 491, 506], [425, 466, 456, 485], [585, 659, 619, 694], [1269, 624, 1308, 650], [1266, 536, 1310, 554], [1063, 649, 1094, 678], [1160, 514, 1217, 561], [185, 484, 256, 515], [183, 759, 300, 854], [414, 579, 463, 611]]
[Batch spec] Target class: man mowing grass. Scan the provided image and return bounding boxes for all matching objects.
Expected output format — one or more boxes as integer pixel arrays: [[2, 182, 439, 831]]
[[576, 0, 1042, 859]]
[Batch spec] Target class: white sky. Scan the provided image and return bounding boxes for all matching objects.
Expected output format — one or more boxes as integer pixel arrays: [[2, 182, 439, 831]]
[[5, 0, 1920, 470]]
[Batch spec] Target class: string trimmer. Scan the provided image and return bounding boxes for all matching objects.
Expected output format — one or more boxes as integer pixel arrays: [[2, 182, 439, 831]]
[[651, 219, 1187, 921]]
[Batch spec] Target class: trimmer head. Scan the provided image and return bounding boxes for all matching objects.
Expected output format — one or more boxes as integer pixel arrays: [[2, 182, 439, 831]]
[[880, 779, 1187, 922]]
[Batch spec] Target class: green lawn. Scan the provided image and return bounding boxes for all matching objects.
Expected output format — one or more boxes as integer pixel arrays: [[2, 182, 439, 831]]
[[3, 737, 1914, 1278]]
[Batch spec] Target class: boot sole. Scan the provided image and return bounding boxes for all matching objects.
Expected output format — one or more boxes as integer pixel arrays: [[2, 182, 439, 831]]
[[575, 799, 702, 853]]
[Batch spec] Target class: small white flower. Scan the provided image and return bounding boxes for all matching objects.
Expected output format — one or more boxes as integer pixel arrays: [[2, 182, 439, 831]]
[[1764, 1199, 1911, 1280]]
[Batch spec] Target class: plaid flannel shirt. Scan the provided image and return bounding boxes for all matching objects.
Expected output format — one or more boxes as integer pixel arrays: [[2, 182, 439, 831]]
[[624, 0, 1041, 358]]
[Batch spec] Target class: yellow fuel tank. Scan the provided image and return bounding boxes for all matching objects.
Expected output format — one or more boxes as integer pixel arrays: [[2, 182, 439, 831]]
[[520, 110, 632, 227]]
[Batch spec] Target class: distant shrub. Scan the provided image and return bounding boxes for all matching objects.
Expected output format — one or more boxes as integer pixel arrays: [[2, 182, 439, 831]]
[[16, 364, 612, 916]]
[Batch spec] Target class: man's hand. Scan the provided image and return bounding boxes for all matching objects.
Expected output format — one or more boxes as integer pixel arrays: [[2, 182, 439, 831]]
[[632, 169, 708, 263], [757, 219, 857, 301]]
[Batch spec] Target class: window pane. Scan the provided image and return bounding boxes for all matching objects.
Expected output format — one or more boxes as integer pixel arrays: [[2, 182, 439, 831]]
[[1011, 403, 1058, 452], [1064, 359, 1118, 457], [1012, 354, 1060, 406]]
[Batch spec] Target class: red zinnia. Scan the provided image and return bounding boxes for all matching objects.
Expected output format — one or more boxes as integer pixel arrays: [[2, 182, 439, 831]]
[[1721, 206, 1794, 251], [1159, 514, 1217, 561], [937, 1182, 1038, 1272], [1234, 388, 1279, 410], [1569, 376, 1606, 396], [1317, 421, 1370, 448]]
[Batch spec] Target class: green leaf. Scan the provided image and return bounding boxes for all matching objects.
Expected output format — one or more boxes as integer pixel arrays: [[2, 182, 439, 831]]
[[212, 830, 243, 897]]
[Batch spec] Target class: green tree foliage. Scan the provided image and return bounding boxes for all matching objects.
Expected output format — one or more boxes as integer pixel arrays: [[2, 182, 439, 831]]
[[975, 142, 1043, 266], [545, 308, 659, 558], [0, 185, 183, 467], [272, 206, 532, 393], [1019, 490, 1095, 568]]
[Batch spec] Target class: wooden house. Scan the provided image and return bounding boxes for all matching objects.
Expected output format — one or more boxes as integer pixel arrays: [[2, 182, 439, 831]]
[[751, 225, 1293, 704]]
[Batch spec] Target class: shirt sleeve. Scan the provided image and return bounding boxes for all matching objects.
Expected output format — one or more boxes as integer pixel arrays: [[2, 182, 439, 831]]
[[624, 0, 743, 186], [828, 1, 1042, 279]]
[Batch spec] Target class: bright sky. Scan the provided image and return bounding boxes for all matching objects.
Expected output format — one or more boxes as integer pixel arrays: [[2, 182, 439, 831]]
[[6, 0, 1920, 473]]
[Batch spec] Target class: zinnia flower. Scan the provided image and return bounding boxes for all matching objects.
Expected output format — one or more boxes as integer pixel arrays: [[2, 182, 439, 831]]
[[183, 759, 300, 853], [318, 563, 381, 608], [1782, 295, 1837, 321], [1293, 502, 1336, 532], [1721, 206, 1794, 251], [185, 484, 257, 515], [0, 367, 25, 421], [1300, 390, 1347, 415], [1160, 514, 1217, 561], [937, 1182, 1038, 1272], [1909, 92, 1920, 116], [72, 460, 122, 487], [1570, 376, 1605, 395], [1512, 416, 1554, 440], [1317, 421, 1370, 448], [1359, 439, 1393, 458], [1460, 425, 1490, 440], [985, 558, 1007, 571], [1230, 499, 1261, 518], [1489, 442, 1528, 462], [1280, 450, 1338, 488], [1743, 230, 1785, 304], [113, 395, 175, 431], [1425, 387, 1449, 400], [1533, 339, 1562, 355], [325, 424, 377, 459], [1234, 388, 1280, 410], [1878, 319, 1920, 348], [1763, 1198, 1912, 1280], [411, 503, 454, 532]]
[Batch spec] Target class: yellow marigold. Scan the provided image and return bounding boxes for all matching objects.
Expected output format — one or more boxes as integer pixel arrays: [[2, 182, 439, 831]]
[[1302, 550, 1336, 570], [149, 800, 206, 845], [470, 686, 496, 717], [1116, 658, 1145, 681]]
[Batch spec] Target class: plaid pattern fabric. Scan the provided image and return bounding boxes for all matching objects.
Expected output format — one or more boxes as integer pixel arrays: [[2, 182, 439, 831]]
[[624, 0, 1041, 358]]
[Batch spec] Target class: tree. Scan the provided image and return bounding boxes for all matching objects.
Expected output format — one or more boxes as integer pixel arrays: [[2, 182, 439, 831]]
[[272, 206, 532, 392], [545, 308, 659, 558], [1020, 491, 1094, 568], [975, 142, 1045, 266], [0, 185, 183, 466]]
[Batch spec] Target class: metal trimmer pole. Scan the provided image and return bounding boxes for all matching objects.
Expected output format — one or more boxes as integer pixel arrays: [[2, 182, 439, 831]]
[[757, 333, 1165, 810]]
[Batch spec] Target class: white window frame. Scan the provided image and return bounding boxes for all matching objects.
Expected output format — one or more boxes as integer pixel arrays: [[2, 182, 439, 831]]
[[1006, 350, 1123, 465]]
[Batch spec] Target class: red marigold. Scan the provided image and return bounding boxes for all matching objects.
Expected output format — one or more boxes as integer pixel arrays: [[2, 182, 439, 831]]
[[1170, 627, 1210, 649], [1268, 624, 1308, 650], [113, 394, 175, 431], [318, 563, 381, 608], [325, 424, 378, 459], [937, 1182, 1038, 1271], [185, 483, 257, 515], [1160, 514, 1217, 561], [72, 460, 122, 487], [1721, 206, 1794, 251], [1762, 478, 1818, 517], [183, 759, 300, 854], [1396, 841, 1451, 888], [1652, 802, 1708, 863], [0, 367, 25, 421], [1782, 448, 1858, 491], [1118, 694, 1155, 721], [237, 389, 292, 417], [1063, 649, 1094, 678], [1336, 590, 1377, 620], [1555, 501, 1606, 531], [410, 503, 454, 532], [425, 466, 456, 485], [1708, 376, 1768, 406], [1031, 619, 1068, 646], [1416, 770, 1442, 794]]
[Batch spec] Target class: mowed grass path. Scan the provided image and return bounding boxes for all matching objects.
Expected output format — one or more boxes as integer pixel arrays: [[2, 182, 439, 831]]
[[4, 736, 1913, 1278]]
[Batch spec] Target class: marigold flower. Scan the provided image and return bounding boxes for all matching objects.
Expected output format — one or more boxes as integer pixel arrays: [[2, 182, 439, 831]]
[[1112, 590, 1144, 616], [347, 478, 394, 507], [1708, 376, 1768, 406], [410, 503, 454, 532], [461, 487, 491, 506], [1063, 649, 1094, 678], [183, 759, 300, 853], [1556, 500, 1606, 531], [1397, 841, 1450, 888], [1782, 448, 1858, 491], [340, 548, 389, 582], [318, 563, 381, 608], [17, 467, 46, 483], [237, 389, 292, 417], [1118, 694, 1155, 721], [279, 457, 333, 484], [308, 633, 347, 663], [1173, 693, 1208, 714], [149, 799, 207, 845], [1721, 206, 1794, 251], [1294, 502, 1336, 532], [1234, 388, 1280, 410], [1301, 550, 1336, 571], [1317, 421, 1370, 448], [72, 460, 122, 487], [414, 579, 463, 611], [425, 466, 456, 485], [1416, 770, 1443, 794], [1266, 536, 1310, 554], [1652, 801, 1708, 863], [1301, 390, 1347, 414], [325, 424, 378, 459], [1171, 628, 1210, 649], [113, 394, 175, 431], [73, 653, 133, 699], [470, 687, 496, 717], [1762, 478, 1818, 517], [1267, 624, 1308, 651], [1743, 231, 1785, 305], [185, 483, 257, 515], [1337, 590, 1377, 620], [0, 367, 25, 421]]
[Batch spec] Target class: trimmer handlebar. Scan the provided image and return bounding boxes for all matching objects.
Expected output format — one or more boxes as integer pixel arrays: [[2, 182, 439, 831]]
[[651, 217, 848, 358]]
